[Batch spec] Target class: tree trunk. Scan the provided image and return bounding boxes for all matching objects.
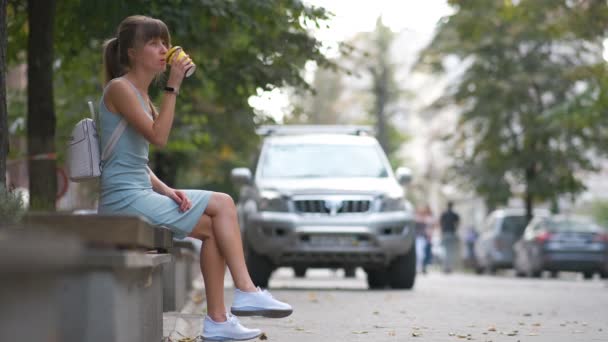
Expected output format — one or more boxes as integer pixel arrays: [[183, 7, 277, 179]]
[[374, 66, 389, 154], [0, 0, 7, 188], [524, 165, 535, 224], [27, 0, 57, 210]]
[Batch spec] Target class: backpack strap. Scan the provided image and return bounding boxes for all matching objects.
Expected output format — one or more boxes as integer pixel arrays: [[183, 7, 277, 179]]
[[101, 117, 127, 161], [87, 99, 127, 162]]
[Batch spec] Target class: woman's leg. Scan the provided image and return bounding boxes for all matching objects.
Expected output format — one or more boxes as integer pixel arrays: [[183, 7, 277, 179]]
[[203, 192, 257, 292], [189, 214, 228, 322]]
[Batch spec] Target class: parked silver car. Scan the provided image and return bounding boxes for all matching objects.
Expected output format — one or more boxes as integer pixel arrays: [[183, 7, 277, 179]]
[[514, 215, 608, 279], [475, 208, 549, 273], [231, 126, 416, 289]]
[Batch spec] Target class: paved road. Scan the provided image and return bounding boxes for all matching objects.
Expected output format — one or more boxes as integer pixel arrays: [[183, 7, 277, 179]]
[[166, 268, 608, 342]]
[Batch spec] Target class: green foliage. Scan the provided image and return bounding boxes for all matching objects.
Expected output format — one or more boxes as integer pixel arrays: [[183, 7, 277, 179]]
[[7, 0, 332, 194], [577, 199, 608, 228], [0, 185, 25, 225], [418, 0, 608, 211], [589, 200, 608, 228]]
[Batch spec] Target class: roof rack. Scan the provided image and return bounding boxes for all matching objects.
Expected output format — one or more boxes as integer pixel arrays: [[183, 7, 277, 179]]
[[256, 125, 374, 137]]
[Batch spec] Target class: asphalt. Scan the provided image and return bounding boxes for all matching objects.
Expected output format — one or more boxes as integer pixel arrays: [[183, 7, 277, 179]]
[[163, 268, 608, 342]]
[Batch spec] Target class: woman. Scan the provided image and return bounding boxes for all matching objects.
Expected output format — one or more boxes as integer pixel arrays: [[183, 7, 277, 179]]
[[98, 15, 291, 341]]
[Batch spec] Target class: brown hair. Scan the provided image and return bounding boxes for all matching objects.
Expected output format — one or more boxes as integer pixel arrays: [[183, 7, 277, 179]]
[[103, 15, 171, 118]]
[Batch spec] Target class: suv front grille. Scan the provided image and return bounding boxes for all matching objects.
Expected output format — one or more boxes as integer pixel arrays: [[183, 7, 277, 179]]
[[294, 199, 371, 214]]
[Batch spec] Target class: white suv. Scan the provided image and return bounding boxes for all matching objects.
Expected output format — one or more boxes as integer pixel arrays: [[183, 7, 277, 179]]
[[231, 126, 416, 289]]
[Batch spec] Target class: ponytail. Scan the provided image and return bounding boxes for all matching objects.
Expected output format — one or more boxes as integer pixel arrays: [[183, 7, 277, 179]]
[[103, 38, 124, 85]]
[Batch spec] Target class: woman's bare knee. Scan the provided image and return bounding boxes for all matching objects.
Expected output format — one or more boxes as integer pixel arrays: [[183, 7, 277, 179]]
[[189, 214, 213, 240], [205, 192, 236, 217]]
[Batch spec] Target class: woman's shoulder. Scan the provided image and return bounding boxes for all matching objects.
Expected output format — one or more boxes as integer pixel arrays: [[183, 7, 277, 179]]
[[103, 77, 139, 113], [104, 77, 130, 94], [105, 77, 140, 101]]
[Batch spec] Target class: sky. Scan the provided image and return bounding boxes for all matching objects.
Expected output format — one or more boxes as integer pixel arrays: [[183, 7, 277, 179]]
[[248, 0, 453, 121]]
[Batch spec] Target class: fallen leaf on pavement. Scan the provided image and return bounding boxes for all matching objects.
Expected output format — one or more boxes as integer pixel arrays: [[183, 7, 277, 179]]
[[307, 292, 318, 303], [192, 293, 204, 304], [353, 331, 369, 334], [259, 332, 268, 340]]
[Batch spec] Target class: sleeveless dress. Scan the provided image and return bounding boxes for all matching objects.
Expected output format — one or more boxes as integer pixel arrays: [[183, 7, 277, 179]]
[[97, 77, 212, 239]]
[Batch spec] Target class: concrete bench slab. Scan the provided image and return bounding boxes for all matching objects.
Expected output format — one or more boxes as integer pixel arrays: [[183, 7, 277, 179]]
[[23, 212, 173, 250]]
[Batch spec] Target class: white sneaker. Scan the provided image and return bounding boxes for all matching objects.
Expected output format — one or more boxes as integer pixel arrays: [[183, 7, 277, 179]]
[[231, 287, 293, 318], [202, 313, 262, 341]]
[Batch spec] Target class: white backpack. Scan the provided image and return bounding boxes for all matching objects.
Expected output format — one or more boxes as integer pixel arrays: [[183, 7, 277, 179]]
[[67, 101, 126, 182]]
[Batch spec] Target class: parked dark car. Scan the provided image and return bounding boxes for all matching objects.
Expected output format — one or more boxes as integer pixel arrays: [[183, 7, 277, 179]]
[[513, 215, 608, 279], [475, 208, 549, 273]]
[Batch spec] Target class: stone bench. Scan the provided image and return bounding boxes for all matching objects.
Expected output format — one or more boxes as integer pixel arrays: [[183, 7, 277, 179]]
[[1, 213, 175, 342]]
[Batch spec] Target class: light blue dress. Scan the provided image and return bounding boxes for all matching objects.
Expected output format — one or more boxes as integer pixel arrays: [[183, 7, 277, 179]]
[[97, 77, 212, 239]]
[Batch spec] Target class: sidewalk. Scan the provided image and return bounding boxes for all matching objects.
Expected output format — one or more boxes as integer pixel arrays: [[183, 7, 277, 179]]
[[162, 276, 207, 341]]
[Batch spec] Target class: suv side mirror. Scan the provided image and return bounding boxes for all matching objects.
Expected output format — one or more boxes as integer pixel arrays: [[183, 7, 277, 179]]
[[395, 167, 412, 185], [231, 168, 252, 186]]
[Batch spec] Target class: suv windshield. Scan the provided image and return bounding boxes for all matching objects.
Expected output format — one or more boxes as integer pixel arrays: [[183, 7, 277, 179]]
[[260, 144, 389, 179]]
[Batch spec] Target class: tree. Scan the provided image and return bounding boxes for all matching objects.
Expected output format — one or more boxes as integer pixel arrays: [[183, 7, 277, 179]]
[[339, 18, 407, 164], [0, 0, 6, 188], [7, 0, 332, 205], [27, 0, 56, 210], [418, 0, 608, 221], [367, 18, 400, 155], [287, 65, 345, 124]]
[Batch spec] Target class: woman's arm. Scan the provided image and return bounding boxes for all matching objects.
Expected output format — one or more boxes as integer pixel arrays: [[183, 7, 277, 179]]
[[105, 52, 192, 147], [146, 166, 171, 195], [146, 166, 192, 212]]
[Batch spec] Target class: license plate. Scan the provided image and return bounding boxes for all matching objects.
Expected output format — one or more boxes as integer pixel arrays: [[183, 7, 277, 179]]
[[547, 241, 589, 250], [308, 235, 359, 247]]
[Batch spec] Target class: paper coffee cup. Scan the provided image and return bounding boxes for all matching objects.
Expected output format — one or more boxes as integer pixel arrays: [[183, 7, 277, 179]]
[[166, 46, 196, 77]]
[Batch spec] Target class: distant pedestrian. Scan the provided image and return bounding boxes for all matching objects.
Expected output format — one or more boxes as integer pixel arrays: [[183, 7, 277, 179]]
[[439, 201, 460, 273], [415, 205, 435, 274], [464, 225, 478, 269]]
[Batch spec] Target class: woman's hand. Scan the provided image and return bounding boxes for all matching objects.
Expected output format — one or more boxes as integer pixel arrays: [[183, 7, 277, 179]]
[[166, 188, 192, 212], [167, 52, 193, 89]]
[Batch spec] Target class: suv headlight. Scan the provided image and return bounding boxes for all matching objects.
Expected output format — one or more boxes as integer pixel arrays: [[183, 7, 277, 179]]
[[380, 195, 407, 212], [258, 190, 289, 212]]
